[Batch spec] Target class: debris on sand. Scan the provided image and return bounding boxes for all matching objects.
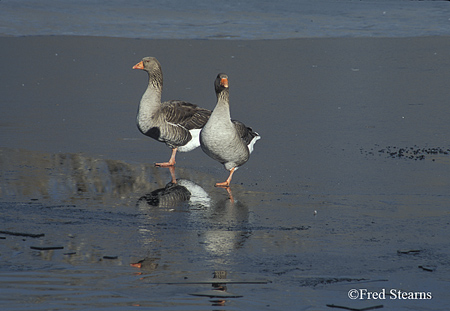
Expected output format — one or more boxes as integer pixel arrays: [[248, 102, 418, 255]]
[[397, 249, 422, 255], [361, 145, 450, 161], [30, 246, 64, 250], [418, 265, 436, 272], [0, 230, 45, 238]]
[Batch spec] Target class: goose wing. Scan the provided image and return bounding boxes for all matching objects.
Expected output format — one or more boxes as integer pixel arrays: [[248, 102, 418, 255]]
[[232, 120, 259, 146], [162, 100, 211, 130]]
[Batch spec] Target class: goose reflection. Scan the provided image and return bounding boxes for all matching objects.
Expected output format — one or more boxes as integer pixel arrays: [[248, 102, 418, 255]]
[[130, 256, 159, 272], [198, 191, 251, 263], [136, 175, 211, 210], [220, 186, 235, 203], [135, 168, 251, 264]]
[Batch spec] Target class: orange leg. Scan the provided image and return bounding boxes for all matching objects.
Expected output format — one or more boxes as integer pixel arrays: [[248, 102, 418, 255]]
[[155, 148, 177, 167], [225, 187, 234, 203], [168, 166, 177, 184], [215, 167, 235, 188]]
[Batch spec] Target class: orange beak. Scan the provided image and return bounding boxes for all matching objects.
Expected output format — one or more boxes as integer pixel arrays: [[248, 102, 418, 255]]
[[132, 61, 144, 70], [220, 77, 228, 88]]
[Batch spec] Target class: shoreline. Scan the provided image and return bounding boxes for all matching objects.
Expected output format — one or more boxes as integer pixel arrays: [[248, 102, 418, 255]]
[[3, 33, 450, 39]]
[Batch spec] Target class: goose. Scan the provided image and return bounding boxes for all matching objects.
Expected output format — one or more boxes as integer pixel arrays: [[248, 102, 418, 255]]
[[200, 73, 260, 187], [132, 57, 211, 167]]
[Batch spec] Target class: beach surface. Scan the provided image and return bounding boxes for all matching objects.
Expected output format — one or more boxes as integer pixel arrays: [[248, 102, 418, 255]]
[[1, 35, 450, 310]]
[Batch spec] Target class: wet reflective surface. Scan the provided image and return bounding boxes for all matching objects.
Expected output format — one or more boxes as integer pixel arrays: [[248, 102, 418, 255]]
[[1, 146, 449, 310], [0, 148, 299, 309]]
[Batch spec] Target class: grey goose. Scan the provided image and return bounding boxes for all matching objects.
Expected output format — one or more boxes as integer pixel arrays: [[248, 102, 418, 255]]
[[133, 57, 211, 167], [200, 73, 260, 187]]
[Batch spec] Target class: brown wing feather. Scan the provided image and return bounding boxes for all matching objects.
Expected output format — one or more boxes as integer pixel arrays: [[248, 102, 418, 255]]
[[232, 120, 259, 145], [161, 100, 211, 130]]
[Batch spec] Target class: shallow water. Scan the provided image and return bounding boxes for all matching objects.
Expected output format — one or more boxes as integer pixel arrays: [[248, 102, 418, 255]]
[[1, 35, 450, 309], [1, 0, 450, 39], [1, 147, 449, 310]]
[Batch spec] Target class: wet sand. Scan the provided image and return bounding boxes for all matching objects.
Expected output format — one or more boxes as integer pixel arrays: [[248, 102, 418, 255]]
[[1, 36, 450, 310]]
